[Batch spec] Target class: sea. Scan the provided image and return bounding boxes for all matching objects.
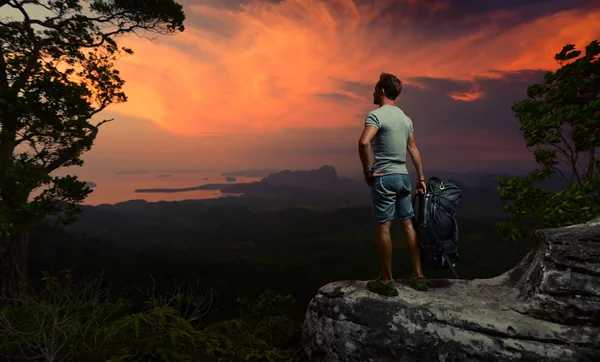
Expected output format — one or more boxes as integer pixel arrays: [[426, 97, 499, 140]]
[[34, 172, 264, 206]]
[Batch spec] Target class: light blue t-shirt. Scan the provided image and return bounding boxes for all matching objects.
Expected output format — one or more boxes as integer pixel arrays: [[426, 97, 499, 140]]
[[364, 105, 414, 175]]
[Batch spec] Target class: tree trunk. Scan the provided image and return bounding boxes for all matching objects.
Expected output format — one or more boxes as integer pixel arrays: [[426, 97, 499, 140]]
[[0, 231, 28, 304]]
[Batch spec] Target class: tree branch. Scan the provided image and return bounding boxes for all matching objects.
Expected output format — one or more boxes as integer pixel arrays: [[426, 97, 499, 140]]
[[0, 43, 8, 92], [7, 1, 42, 95], [588, 148, 597, 180], [551, 165, 569, 183], [44, 119, 112, 173], [556, 130, 581, 184]]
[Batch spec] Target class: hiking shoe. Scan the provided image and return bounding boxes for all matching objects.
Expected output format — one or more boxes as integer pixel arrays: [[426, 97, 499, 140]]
[[409, 276, 428, 291], [367, 277, 398, 297]]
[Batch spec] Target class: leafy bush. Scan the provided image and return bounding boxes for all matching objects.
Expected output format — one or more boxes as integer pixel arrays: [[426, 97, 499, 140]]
[[0, 272, 302, 361], [497, 40, 600, 241], [199, 290, 301, 361]]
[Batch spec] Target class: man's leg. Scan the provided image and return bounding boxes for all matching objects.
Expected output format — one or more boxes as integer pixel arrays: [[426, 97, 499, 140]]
[[375, 221, 393, 282], [367, 176, 399, 296], [399, 219, 424, 278], [395, 174, 426, 284]]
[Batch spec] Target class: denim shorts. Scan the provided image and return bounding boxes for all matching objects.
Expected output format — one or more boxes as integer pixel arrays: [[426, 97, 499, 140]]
[[370, 173, 414, 223]]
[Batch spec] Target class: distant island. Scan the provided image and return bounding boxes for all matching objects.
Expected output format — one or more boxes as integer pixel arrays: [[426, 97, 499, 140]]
[[221, 169, 279, 177], [225, 176, 236, 182], [135, 183, 223, 193], [157, 174, 172, 178]]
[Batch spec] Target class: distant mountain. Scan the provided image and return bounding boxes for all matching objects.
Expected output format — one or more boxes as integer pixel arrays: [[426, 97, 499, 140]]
[[220, 166, 363, 195], [261, 165, 340, 189]]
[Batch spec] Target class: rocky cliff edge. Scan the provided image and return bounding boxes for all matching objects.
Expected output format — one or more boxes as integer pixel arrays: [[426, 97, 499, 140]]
[[302, 218, 600, 362]]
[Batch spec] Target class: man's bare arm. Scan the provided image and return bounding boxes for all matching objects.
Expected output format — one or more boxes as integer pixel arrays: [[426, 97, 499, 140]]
[[407, 131, 425, 180], [358, 126, 378, 172]]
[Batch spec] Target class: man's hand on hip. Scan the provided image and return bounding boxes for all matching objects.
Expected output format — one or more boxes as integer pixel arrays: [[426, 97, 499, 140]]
[[364, 172, 384, 186]]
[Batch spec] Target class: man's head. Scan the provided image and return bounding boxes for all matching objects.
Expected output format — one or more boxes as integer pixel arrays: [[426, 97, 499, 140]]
[[373, 72, 403, 106]]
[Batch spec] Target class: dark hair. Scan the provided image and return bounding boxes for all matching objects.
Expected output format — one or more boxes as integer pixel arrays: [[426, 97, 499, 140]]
[[376, 73, 402, 100]]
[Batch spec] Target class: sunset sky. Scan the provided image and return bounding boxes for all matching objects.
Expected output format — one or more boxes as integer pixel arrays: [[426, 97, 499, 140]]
[[67, 0, 600, 177]]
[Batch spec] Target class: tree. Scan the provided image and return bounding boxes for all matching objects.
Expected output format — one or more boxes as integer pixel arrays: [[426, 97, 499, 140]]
[[497, 40, 600, 242], [0, 0, 185, 300]]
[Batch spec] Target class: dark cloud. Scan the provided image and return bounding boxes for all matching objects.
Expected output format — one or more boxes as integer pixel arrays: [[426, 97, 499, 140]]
[[437, 0, 593, 18], [176, 0, 282, 37], [187, 13, 239, 38], [359, 0, 596, 39], [180, 0, 283, 10], [181, 0, 598, 41], [400, 70, 546, 135], [336, 79, 373, 97], [407, 77, 473, 94], [306, 70, 547, 170], [184, 0, 594, 13]]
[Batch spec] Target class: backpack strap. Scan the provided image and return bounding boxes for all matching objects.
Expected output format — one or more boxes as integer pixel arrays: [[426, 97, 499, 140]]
[[443, 253, 460, 278], [439, 207, 460, 279], [411, 193, 424, 226]]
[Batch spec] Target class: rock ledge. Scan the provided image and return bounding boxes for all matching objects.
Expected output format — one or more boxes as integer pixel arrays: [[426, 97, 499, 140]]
[[302, 218, 600, 361]]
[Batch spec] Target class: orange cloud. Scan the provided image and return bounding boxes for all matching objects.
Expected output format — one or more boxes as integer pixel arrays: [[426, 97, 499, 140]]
[[449, 86, 484, 102], [104, 0, 600, 137]]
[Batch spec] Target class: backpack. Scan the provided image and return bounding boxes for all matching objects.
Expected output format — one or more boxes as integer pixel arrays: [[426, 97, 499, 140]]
[[411, 177, 462, 278]]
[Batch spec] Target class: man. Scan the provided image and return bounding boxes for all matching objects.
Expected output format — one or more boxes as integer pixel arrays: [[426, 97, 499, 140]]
[[358, 72, 428, 296]]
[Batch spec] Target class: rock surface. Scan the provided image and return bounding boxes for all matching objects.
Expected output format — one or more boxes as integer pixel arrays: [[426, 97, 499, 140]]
[[303, 218, 600, 361], [509, 217, 600, 326]]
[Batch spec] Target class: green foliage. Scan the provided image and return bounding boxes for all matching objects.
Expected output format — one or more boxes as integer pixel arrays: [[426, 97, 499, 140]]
[[199, 290, 301, 362], [105, 280, 212, 361], [0, 272, 302, 361], [497, 40, 600, 241], [0, 271, 131, 361], [106, 305, 200, 361], [238, 289, 296, 323]]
